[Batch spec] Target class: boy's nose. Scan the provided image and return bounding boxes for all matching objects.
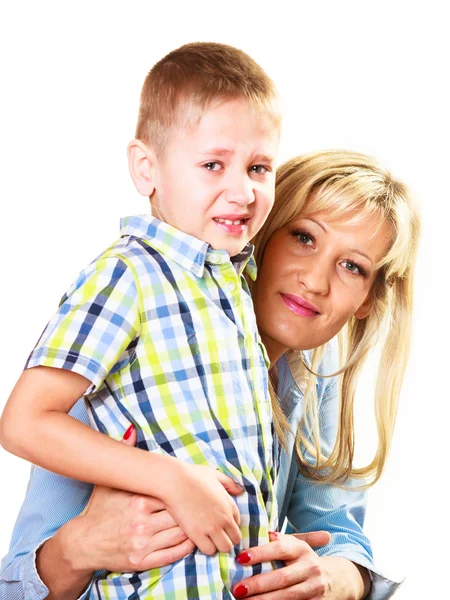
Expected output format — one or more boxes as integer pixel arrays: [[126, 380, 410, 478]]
[[224, 179, 255, 206]]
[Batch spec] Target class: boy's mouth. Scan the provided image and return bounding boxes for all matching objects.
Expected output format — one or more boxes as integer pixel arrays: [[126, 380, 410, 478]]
[[213, 216, 250, 235], [214, 217, 249, 226]]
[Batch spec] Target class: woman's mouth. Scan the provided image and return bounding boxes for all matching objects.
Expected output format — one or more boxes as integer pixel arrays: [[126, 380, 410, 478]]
[[280, 293, 320, 317]]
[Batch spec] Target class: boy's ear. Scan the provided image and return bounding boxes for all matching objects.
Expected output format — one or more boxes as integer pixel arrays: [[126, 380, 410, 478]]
[[354, 293, 373, 320], [127, 139, 157, 197]]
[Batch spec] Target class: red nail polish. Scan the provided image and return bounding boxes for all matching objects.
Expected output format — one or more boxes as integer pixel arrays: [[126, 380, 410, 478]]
[[237, 551, 251, 564], [123, 424, 134, 440], [234, 584, 249, 599], [269, 530, 279, 541]]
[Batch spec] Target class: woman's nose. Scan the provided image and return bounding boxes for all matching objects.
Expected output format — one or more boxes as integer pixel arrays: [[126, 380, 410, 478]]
[[298, 262, 330, 295]]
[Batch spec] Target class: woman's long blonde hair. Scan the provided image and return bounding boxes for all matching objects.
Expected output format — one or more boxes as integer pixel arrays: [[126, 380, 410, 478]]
[[251, 150, 420, 487]]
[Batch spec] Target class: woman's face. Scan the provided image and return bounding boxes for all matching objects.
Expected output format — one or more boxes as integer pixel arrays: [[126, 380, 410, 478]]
[[254, 208, 392, 363]]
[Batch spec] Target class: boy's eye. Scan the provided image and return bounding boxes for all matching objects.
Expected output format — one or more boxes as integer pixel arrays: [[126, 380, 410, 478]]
[[204, 162, 221, 171], [341, 260, 365, 277], [250, 165, 268, 174]]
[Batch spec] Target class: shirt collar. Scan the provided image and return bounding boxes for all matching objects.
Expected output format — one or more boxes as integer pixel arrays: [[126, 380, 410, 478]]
[[120, 214, 257, 279]]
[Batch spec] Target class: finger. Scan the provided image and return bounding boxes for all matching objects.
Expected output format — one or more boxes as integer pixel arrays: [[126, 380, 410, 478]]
[[128, 527, 189, 567], [231, 497, 241, 526], [122, 423, 137, 446], [226, 514, 242, 546], [210, 528, 236, 553], [233, 562, 311, 598], [143, 508, 179, 534], [130, 494, 166, 514], [237, 536, 311, 566], [235, 582, 322, 600], [292, 530, 331, 548], [139, 538, 195, 571], [148, 526, 188, 550], [195, 534, 217, 556], [215, 470, 244, 495], [127, 527, 189, 567]]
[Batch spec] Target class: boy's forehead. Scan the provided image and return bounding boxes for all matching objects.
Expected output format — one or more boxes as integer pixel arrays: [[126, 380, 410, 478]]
[[175, 97, 280, 149]]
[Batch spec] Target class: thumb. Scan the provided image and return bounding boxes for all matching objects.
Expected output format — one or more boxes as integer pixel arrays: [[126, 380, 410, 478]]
[[215, 470, 245, 496], [292, 530, 331, 548], [122, 423, 137, 446]]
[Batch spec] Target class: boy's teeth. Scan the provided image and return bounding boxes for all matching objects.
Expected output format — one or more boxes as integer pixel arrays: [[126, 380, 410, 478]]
[[215, 218, 244, 225]]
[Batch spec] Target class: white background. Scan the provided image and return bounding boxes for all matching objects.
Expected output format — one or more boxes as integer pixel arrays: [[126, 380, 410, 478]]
[[0, 2, 448, 598]]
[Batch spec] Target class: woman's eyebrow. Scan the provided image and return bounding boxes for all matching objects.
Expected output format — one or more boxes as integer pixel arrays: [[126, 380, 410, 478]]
[[304, 217, 327, 233], [350, 249, 374, 264]]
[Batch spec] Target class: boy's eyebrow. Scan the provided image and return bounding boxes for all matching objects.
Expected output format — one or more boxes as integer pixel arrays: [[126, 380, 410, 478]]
[[200, 147, 235, 157], [200, 148, 275, 163], [253, 153, 275, 164]]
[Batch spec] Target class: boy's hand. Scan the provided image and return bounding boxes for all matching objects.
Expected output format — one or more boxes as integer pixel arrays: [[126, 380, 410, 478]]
[[160, 462, 244, 555]]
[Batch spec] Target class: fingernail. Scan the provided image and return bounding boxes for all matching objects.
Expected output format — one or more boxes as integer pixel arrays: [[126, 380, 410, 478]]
[[123, 424, 134, 440], [269, 531, 279, 541], [237, 551, 251, 564], [233, 584, 249, 599]]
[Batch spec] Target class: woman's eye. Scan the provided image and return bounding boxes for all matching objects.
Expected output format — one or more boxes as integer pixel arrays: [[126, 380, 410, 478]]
[[296, 232, 314, 246], [250, 164, 268, 174], [341, 260, 365, 276], [204, 162, 221, 171]]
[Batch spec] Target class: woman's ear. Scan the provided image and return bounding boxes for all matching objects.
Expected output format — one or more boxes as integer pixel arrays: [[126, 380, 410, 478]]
[[354, 293, 373, 320], [127, 139, 156, 197]]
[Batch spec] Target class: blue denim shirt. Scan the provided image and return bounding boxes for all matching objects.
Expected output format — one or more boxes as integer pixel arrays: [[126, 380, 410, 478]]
[[0, 339, 401, 599], [275, 342, 402, 599]]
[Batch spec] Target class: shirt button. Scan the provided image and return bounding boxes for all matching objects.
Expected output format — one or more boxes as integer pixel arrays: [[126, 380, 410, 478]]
[[227, 282, 236, 293], [209, 255, 220, 264]]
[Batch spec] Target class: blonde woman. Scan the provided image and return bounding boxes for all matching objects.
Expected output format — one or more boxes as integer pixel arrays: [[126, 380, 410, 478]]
[[0, 150, 419, 600]]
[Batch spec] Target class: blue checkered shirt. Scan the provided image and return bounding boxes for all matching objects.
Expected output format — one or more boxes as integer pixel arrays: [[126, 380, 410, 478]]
[[25, 215, 277, 599]]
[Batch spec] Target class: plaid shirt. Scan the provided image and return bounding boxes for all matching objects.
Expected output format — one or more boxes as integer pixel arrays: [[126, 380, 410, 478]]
[[27, 215, 277, 600]]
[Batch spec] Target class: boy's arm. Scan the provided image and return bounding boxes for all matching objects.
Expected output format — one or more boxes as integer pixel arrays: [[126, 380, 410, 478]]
[[0, 400, 193, 600], [0, 365, 243, 555]]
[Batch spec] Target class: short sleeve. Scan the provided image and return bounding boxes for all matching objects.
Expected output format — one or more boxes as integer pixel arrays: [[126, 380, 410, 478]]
[[26, 255, 141, 393]]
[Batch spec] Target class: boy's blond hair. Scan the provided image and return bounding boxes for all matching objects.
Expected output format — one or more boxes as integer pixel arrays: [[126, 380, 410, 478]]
[[135, 42, 280, 154]]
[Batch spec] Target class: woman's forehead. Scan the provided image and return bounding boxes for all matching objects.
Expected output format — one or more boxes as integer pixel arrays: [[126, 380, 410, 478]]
[[296, 202, 387, 231], [302, 187, 386, 221]]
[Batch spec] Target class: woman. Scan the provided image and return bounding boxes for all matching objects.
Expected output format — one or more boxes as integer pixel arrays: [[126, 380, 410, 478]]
[[0, 150, 420, 600]]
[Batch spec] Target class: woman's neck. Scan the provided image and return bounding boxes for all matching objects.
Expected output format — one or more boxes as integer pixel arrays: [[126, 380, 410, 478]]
[[260, 331, 287, 366], [268, 363, 278, 389]]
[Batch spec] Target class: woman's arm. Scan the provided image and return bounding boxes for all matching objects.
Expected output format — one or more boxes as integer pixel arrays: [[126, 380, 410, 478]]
[[0, 408, 194, 600]]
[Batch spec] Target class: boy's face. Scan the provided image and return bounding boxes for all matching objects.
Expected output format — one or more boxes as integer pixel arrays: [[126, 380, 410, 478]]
[[149, 98, 280, 257]]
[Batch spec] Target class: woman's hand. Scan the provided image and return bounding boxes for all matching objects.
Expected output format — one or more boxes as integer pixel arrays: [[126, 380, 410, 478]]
[[232, 530, 369, 600], [232, 531, 330, 599], [36, 425, 195, 599]]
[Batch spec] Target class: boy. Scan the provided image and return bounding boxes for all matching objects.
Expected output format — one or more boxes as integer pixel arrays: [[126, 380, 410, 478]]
[[0, 42, 280, 599]]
